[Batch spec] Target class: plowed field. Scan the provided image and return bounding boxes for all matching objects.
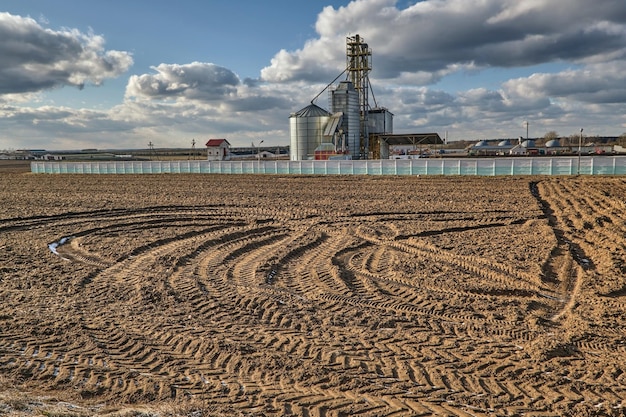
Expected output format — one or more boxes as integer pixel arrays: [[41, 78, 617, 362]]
[[1, 168, 626, 416]]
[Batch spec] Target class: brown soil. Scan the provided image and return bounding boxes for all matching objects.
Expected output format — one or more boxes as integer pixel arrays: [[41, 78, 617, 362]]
[[1, 169, 625, 416], [0, 160, 31, 174]]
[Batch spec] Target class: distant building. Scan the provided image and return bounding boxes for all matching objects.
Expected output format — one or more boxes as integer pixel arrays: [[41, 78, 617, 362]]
[[510, 140, 539, 155], [205, 139, 231, 161], [467, 137, 619, 156], [42, 154, 65, 161], [544, 139, 568, 155], [468, 139, 514, 156]]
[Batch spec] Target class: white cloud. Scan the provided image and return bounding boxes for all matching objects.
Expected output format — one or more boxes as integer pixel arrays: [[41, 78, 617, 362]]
[[37, 13, 49, 25], [262, 0, 626, 83], [125, 62, 240, 101], [2, 1, 626, 150], [0, 12, 133, 95], [306, 0, 626, 139], [502, 61, 626, 104]]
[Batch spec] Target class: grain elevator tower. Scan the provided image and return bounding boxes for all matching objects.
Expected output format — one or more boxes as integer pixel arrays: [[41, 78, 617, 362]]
[[346, 34, 372, 159]]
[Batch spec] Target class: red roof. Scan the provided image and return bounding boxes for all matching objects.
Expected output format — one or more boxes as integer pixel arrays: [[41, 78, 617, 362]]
[[205, 139, 230, 147]]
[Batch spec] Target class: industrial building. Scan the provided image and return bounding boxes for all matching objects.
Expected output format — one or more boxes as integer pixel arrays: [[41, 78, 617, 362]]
[[469, 138, 616, 156], [290, 35, 442, 161]]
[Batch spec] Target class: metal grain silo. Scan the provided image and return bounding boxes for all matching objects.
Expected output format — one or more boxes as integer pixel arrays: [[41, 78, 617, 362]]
[[289, 104, 332, 161], [368, 108, 394, 159], [331, 81, 360, 158], [368, 108, 393, 135]]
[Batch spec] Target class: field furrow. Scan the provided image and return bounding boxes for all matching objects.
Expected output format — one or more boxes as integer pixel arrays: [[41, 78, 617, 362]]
[[1, 174, 625, 416]]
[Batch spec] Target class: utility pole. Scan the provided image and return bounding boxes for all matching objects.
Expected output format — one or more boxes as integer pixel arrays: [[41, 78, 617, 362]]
[[577, 128, 583, 175], [148, 141, 154, 161], [524, 120, 529, 141], [257, 140, 264, 163]]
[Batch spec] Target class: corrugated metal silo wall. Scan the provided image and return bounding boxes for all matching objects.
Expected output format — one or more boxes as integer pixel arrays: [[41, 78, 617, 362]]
[[289, 116, 305, 161], [332, 85, 360, 159], [289, 115, 329, 161], [368, 110, 393, 135]]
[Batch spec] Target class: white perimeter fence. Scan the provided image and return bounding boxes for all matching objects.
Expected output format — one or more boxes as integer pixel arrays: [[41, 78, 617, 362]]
[[31, 156, 626, 176]]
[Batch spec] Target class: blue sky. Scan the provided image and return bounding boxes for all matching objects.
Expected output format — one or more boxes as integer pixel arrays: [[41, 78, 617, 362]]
[[1, 0, 626, 150]]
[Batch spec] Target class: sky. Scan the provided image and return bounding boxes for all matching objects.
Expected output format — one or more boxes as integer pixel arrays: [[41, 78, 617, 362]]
[[1, 0, 626, 151]]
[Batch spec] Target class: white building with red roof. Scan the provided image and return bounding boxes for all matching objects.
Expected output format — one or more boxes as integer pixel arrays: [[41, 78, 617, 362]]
[[205, 139, 231, 161]]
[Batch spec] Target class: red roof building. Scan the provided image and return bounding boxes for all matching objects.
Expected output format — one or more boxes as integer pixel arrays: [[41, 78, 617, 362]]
[[205, 139, 231, 161], [205, 139, 229, 147]]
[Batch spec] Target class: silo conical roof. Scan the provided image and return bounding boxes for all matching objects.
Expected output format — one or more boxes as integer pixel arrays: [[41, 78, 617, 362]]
[[291, 104, 332, 118]]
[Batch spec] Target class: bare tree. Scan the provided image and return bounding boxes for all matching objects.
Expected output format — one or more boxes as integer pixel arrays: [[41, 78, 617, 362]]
[[544, 131, 559, 141], [568, 132, 586, 147]]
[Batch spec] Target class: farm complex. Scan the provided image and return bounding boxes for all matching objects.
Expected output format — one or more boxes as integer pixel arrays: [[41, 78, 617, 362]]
[[1, 163, 626, 416]]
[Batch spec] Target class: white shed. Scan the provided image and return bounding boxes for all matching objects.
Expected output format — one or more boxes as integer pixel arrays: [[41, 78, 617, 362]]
[[205, 139, 231, 161]]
